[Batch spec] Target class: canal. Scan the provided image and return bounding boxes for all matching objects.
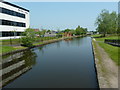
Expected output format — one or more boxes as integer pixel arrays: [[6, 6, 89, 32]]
[[2, 37, 99, 88]]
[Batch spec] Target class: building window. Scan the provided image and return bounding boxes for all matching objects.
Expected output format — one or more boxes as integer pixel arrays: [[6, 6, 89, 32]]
[[1, 31, 22, 37], [0, 19, 26, 27], [1, 7, 25, 18]]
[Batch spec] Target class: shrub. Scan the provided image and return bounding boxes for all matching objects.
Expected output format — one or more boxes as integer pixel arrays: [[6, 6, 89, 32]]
[[21, 28, 36, 47]]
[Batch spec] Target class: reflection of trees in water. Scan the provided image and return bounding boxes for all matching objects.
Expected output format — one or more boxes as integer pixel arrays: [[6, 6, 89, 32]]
[[64, 38, 73, 47], [1, 49, 37, 88], [38, 46, 45, 55], [56, 41, 61, 48], [21, 50, 37, 67], [64, 38, 82, 47]]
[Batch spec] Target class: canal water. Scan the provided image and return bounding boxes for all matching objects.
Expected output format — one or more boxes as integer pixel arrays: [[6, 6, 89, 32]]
[[2, 37, 99, 88]]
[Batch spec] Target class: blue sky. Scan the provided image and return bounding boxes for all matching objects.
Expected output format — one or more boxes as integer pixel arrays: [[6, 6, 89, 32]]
[[14, 2, 118, 31]]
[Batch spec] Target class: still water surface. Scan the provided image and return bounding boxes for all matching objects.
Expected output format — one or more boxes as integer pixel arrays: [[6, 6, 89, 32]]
[[2, 37, 98, 88]]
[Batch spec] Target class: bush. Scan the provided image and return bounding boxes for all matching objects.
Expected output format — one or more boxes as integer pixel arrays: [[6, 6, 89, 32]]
[[21, 37, 33, 47], [21, 28, 36, 47]]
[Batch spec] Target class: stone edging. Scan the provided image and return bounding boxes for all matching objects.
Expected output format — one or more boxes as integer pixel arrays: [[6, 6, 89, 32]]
[[91, 37, 100, 88]]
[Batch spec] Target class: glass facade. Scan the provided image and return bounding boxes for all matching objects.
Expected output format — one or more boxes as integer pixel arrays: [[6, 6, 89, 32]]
[[1, 31, 22, 37], [0, 7, 25, 18], [0, 19, 26, 27]]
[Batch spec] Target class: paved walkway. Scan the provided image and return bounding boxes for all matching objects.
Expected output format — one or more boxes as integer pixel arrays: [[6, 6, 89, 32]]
[[93, 39, 118, 88]]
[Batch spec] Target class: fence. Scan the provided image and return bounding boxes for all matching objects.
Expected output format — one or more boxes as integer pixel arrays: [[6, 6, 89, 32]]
[[104, 39, 120, 47]]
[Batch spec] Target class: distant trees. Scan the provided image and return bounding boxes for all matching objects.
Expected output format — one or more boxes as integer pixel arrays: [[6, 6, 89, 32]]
[[63, 26, 87, 36], [75, 25, 87, 35], [21, 25, 87, 47], [75, 26, 81, 35], [95, 9, 118, 37]]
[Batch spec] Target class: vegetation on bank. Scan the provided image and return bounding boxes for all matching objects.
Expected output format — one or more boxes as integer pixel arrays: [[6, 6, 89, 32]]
[[1, 25, 88, 55], [93, 35, 119, 65], [92, 9, 119, 65], [91, 34, 102, 38], [95, 9, 118, 37], [1, 46, 26, 54], [1, 38, 61, 54], [95, 35, 119, 42]]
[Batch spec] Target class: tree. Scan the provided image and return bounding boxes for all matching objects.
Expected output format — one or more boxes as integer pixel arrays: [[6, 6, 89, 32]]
[[21, 28, 36, 47], [75, 25, 81, 35], [64, 29, 71, 33], [47, 30, 51, 33], [95, 9, 118, 36]]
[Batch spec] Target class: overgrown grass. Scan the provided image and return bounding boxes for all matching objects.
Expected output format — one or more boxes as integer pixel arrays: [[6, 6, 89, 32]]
[[95, 36, 119, 42], [33, 42, 43, 45], [98, 42, 119, 65], [94, 35, 120, 65], [91, 34, 102, 38], [1, 46, 27, 54], [1, 46, 16, 54], [1, 38, 21, 45], [1, 37, 62, 54], [1, 37, 59, 45]]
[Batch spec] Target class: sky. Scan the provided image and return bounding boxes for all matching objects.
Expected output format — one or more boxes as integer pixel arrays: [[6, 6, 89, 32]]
[[12, 2, 118, 31]]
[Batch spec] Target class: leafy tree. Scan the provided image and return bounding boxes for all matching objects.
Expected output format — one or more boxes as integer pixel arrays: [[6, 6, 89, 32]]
[[47, 30, 51, 33], [21, 28, 36, 47], [75, 25, 81, 35], [118, 13, 120, 35], [95, 9, 118, 36], [70, 29, 76, 35], [64, 29, 71, 33]]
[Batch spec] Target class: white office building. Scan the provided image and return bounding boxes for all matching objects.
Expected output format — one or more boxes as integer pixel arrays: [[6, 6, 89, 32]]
[[0, 0, 30, 40]]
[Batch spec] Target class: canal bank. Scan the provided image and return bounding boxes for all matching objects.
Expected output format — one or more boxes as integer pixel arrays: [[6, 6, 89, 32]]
[[1, 36, 81, 56], [92, 38, 118, 88], [2, 37, 99, 88]]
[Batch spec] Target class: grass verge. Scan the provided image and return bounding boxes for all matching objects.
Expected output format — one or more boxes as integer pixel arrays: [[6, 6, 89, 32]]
[[94, 35, 119, 65], [1, 46, 27, 54]]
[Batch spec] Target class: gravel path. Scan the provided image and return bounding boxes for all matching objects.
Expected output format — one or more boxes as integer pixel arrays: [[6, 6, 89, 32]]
[[92, 39, 118, 88]]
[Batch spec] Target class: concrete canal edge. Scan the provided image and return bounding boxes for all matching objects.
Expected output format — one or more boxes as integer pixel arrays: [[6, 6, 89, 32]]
[[91, 38, 119, 88], [2, 36, 81, 56], [91, 37, 100, 89], [91, 38, 108, 88]]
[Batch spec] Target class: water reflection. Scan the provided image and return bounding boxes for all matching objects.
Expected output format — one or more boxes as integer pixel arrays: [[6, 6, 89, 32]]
[[1, 50, 37, 88], [1, 37, 99, 88], [64, 37, 82, 47]]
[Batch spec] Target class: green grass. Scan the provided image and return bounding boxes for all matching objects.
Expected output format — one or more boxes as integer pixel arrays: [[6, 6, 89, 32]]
[[98, 42, 119, 65], [1, 37, 59, 45], [1, 38, 21, 45], [94, 35, 120, 65], [1, 37, 62, 54], [1, 46, 16, 54], [92, 40, 108, 73], [95, 35, 119, 42], [92, 40, 102, 64], [91, 34, 102, 38], [33, 42, 43, 45], [1, 46, 27, 54]]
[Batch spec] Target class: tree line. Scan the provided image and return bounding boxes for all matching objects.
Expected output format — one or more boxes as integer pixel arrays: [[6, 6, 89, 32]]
[[63, 26, 87, 35], [21, 26, 88, 47], [95, 9, 118, 36]]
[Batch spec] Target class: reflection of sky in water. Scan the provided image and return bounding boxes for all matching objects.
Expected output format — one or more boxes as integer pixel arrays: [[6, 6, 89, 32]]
[[3, 37, 98, 88]]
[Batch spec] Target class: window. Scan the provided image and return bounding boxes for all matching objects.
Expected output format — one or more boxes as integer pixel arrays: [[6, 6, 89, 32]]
[[1, 7, 25, 18], [2, 31, 22, 37], [0, 19, 26, 27]]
